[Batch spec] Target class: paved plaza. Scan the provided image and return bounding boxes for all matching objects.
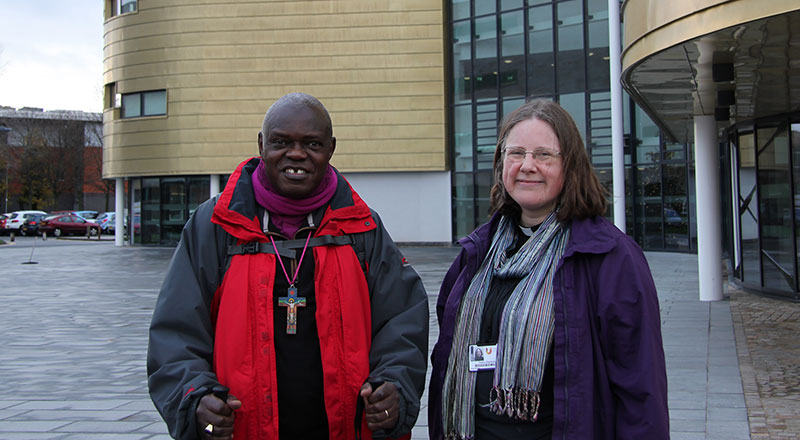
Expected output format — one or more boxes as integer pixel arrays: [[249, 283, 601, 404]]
[[0, 235, 798, 439]]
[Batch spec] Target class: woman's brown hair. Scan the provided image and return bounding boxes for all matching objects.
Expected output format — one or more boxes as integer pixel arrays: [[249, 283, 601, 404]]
[[489, 98, 607, 222]]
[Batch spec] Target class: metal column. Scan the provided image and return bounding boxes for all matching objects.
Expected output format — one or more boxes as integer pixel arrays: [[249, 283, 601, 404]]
[[694, 115, 723, 301]]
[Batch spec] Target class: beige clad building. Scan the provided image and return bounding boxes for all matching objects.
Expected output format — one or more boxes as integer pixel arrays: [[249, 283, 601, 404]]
[[102, 0, 451, 245]]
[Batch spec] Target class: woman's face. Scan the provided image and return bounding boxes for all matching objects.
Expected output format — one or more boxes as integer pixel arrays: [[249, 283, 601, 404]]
[[501, 117, 564, 226]]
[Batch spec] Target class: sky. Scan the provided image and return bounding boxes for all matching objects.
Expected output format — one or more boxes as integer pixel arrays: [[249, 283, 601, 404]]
[[0, 2, 104, 113]]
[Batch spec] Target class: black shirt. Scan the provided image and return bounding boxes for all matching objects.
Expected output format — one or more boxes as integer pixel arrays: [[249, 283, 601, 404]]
[[474, 224, 554, 440], [271, 223, 329, 439]]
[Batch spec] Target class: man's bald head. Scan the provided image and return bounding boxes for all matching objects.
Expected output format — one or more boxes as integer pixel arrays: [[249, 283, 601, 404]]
[[262, 93, 332, 138]]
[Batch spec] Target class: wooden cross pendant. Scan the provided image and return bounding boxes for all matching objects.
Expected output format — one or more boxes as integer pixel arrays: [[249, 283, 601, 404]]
[[278, 286, 306, 334]]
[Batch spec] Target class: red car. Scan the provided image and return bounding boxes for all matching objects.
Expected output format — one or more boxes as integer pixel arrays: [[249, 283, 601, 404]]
[[39, 214, 101, 237]]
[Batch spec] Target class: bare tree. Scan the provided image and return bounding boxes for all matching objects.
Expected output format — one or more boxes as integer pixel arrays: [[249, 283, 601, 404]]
[[46, 116, 87, 209], [86, 121, 114, 210], [11, 117, 55, 209]]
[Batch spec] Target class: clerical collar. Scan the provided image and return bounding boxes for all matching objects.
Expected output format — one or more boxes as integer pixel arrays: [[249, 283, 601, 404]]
[[518, 222, 541, 237]]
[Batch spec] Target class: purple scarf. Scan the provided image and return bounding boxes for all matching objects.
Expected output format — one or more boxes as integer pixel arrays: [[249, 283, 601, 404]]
[[252, 159, 337, 238]]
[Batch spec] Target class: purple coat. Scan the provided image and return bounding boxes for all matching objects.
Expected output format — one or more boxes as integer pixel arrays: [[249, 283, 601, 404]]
[[429, 214, 669, 439]]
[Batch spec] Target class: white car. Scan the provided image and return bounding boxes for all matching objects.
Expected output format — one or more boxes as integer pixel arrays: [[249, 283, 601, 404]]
[[4, 210, 48, 233]]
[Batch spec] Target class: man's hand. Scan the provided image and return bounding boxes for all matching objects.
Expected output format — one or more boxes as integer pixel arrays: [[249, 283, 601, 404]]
[[196, 393, 242, 439], [360, 382, 399, 432]]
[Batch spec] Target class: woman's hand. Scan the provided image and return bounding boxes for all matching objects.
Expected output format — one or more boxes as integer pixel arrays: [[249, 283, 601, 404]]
[[196, 393, 242, 439]]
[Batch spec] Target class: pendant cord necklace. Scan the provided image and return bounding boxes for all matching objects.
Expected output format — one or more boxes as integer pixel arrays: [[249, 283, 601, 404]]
[[270, 231, 312, 287]]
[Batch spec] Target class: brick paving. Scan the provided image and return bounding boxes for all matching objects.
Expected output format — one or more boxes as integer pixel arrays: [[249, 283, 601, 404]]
[[729, 285, 800, 439]]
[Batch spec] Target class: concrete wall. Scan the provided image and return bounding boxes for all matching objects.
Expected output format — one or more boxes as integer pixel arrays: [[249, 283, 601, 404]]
[[343, 170, 452, 243]]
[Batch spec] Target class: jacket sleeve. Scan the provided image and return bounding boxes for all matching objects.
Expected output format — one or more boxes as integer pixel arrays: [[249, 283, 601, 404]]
[[362, 209, 429, 438], [596, 237, 670, 439], [147, 198, 229, 440]]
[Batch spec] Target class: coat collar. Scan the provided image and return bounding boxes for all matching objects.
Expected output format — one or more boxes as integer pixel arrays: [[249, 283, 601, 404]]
[[562, 215, 622, 259], [461, 213, 623, 262], [211, 157, 375, 241]]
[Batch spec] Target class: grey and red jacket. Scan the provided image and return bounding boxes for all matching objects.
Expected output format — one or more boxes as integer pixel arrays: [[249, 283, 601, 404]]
[[429, 213, 669, 439], [147, 157, 428, 439]]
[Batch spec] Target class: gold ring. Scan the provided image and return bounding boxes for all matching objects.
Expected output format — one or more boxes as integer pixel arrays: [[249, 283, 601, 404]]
[[384, 409, 389, 418], [204, 423, 214, 434]]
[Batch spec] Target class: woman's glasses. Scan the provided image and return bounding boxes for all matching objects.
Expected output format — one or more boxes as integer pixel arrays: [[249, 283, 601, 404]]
[[502, 147, 561, 165]]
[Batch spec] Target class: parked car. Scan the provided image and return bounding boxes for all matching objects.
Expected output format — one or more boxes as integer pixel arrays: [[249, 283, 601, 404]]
[[664, 208, 685, 226], [106, 215, 128, 234], [74, 210, 99, 220], [96, 212, 115, 233], [39, 214, 101, 237], [0, 213, 10, 235], [3, 210, 49, 234], [20, 213, 48, 236]]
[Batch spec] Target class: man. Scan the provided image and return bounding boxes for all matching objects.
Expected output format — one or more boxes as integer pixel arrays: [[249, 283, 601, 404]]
[[147, 93, 429, 440]]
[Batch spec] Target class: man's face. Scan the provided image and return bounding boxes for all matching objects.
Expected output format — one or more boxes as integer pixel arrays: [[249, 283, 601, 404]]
[[258, 103, 335, 199]]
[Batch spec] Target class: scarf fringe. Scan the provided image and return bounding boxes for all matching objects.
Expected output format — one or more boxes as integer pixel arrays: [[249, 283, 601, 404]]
[[489, 387, 542, 422]]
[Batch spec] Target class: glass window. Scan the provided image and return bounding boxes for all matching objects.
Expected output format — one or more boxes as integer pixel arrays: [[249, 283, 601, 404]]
[[143, 90, 166, 116], [120, 0, 137, 14], [188, 176, 210, 218], [141, 178, 161, 245], [594, 166, 613, 217], [121, 93, 141, 118], [527, 5, 554, 96], [454, 105, 474, 172], [452, 0, 470, 21], [757, 125, 794, 291], [588, 91, 611, 165], [635, 165, 664, 249], [475, 102, 498, 170], [663, 141, 685, 161], [453, 172, 475, 239], [475, 0, 496, 16], [131, 178, 141, 244], [500, 11, 524, 98], [161, 178, 187, 246], [476, 171, 493, 222], [474, 16, 498, 101], [635, 107, 660, 163], [453, 21, 472, 104], [121, 90, 166, 118], [559, 92, 586, 144], [501, 0, 523, 10], [586, 0, 609, 90], [502, 98, 525, 120], [738, 132, 760, 285], [556, 0, 585, 93], [663, 164, 689, 250], [793, 122, 800, 290]]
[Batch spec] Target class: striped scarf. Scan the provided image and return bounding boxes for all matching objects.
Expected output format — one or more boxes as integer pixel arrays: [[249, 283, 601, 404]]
[[442, 212, 569, 439]]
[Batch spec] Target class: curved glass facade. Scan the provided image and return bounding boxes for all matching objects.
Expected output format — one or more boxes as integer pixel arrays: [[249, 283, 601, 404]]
[[728, 114, 800, 300], [448, 0, 695, 253]]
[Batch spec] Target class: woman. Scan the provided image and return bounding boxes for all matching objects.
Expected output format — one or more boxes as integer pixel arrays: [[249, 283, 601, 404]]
[[428, 99, 669, 439]]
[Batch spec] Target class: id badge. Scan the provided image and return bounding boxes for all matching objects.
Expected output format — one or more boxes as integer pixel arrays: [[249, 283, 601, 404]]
[[468, 344, 497, 372]]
